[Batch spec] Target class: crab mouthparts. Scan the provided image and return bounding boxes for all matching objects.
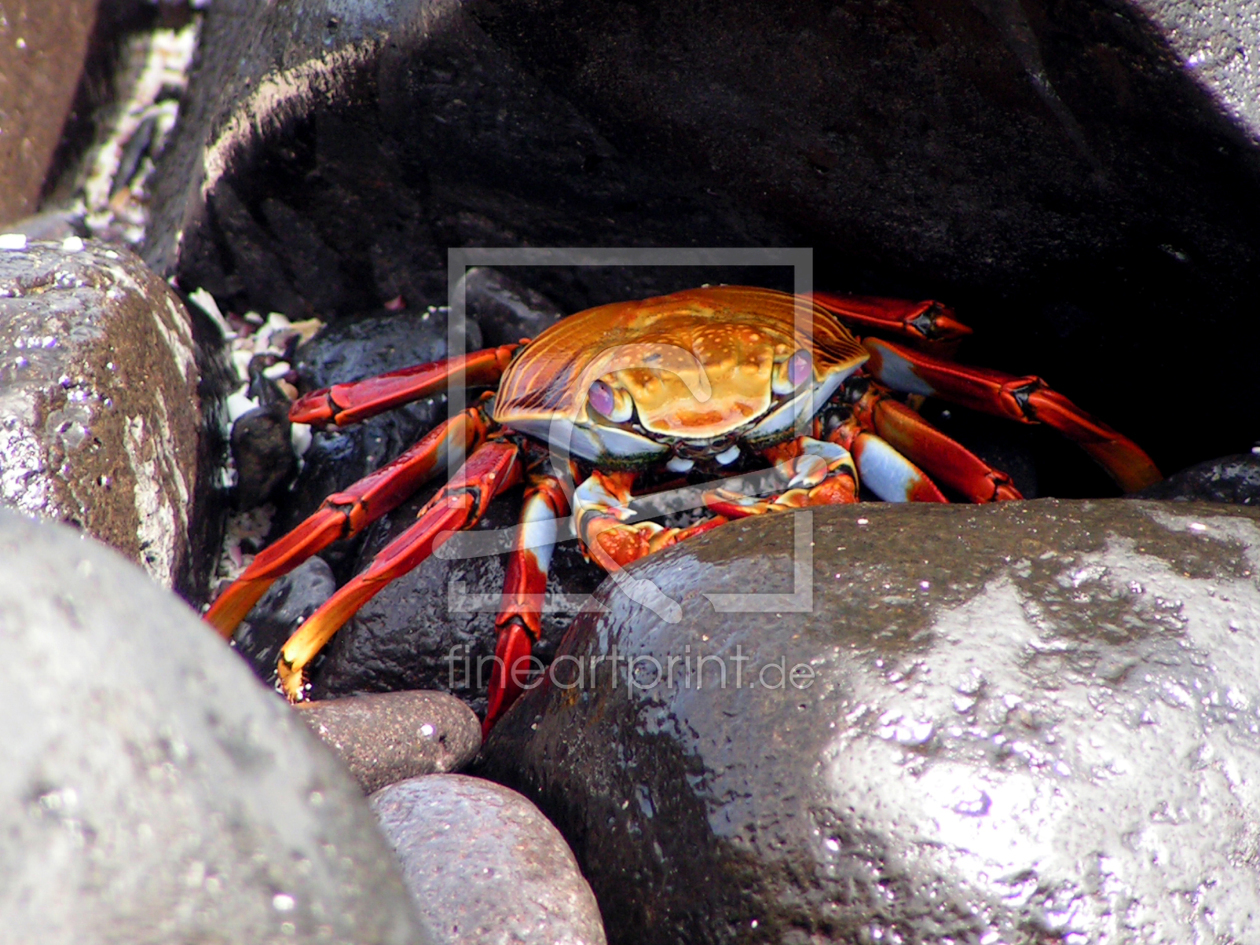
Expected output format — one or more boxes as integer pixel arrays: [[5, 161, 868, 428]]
[[672, 437, 741, 463]]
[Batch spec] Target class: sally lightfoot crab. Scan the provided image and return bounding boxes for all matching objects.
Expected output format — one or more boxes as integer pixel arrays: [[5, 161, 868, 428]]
[[204, 286, 1160, 731]]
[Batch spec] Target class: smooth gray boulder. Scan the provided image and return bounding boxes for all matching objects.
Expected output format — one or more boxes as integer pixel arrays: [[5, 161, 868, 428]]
[[481, 499, 1260, 944], [0, 510, 432, 944]]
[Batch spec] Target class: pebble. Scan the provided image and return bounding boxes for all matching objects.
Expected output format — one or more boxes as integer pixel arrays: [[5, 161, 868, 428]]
[[371, 775, 607, 945], [296, 690, 482, 794]]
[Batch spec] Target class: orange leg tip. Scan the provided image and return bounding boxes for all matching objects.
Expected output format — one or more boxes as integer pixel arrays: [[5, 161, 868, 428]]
[[276, 657, 306, 703]]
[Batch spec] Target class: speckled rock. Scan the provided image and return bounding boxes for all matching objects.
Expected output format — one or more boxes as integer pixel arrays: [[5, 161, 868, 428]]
[[0, 509, 432, 944], [296, 690, 482, 794], [0, 0, 99, 223], [0, 238, 218, 599], [1134, 452, 1260, 505], [480, 499, 1260, 944], [371, 775, 607, 945]]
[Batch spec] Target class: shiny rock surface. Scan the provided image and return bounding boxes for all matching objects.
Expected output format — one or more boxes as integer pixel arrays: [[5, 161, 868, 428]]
[[0, 238, 216, 598], [481, 498, 1260, 944]]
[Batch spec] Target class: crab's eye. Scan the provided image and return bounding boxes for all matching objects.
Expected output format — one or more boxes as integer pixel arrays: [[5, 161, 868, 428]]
[[773, 349, 813, 394], [789, 350, 813, 385], [588, 380, 615, 416], [587, 380, 634, 422]]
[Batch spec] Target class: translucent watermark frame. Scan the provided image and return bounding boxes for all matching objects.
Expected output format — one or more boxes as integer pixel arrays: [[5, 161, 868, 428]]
[[439, 247, 817, 621]]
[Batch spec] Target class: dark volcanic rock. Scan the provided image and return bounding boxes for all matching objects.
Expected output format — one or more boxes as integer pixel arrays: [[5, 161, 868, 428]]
[[371, 774, 607, 945], [297, 690, 482, 794], [459, 266, 566, 347], [1134, 452, 1260, 505], [233, 555, 336, 683], [0, 510, 431, 944], [230, 402, 294, 509], [144, 0, 1260, 478], [480, 499, 1260, 944], [0, 238, 219, 600]]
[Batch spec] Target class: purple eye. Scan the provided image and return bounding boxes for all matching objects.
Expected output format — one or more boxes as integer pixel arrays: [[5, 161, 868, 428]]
[[787, 350, 813, 386], [588, 380, 616, 417]]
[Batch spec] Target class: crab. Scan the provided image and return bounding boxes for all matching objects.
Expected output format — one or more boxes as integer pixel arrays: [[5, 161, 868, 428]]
[[204, 285, 1160, 732]]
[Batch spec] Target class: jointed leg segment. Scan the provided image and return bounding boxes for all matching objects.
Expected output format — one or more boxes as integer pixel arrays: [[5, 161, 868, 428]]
[[277, 439, 524, 700], [204, 406, 490, 636]]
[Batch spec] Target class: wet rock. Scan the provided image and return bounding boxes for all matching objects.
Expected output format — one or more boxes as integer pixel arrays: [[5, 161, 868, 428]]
[[371, 774, 607, 945], [460, 266, 566, 347], [296, 690, 482, 794], [230, 402, 294, 510], [0, 238, 218, 599], [306, 482, 605, 718], [0, 509, 431, 944], [5, 208, 81, 241], [1134, 452, 1260, 505], [0, 0, 99, 223], [145, 0, 794, 320], [233, 555, 336, 683], [481, 499, 1260, 944], [293, 305, 480, 392]]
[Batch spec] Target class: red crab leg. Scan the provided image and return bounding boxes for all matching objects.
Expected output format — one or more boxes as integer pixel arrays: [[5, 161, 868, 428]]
[[290, 344, 519, 426], [204, 406, 490, 637], [574, 471, 728, 571], [704, 436, 860, 518], [862, 337, 1162, 492], [828, 420, 950, 503], [484, 473, 570, 734], [848, 385, 1023, 503], [277, 439, 523, 700], [814, 292, 973, 344]]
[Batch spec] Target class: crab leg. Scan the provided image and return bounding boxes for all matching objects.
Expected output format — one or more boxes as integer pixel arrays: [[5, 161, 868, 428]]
[[704, 436, 860, 518], [847, 385, 1023, 503], [574, 471, 728, 571], [204, 406, 491, 637], [862, 338, 1161, 492], [484, 473, 570, 734], [827, 421, 950, 503], [276, 440, 523, 700], [290, 344, 519, 426], [814, 292, 973, 344]]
